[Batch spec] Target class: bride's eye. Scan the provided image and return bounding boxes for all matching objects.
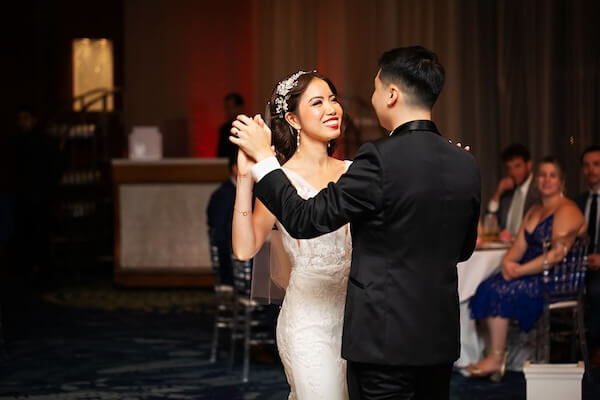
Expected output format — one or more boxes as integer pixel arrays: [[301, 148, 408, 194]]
[[331, 96, 338, 102], [312, 100, 322, 106]]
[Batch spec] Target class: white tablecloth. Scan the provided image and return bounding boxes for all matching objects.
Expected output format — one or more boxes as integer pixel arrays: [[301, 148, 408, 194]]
[[455, 247, 507, 367], [457, 248, 507, 302]]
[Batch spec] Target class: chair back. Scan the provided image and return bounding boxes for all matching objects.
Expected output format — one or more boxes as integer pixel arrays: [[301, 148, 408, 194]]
[[208, 228, 223, 286], [232, 256, 253, 298], [543, 236, 588, 302]]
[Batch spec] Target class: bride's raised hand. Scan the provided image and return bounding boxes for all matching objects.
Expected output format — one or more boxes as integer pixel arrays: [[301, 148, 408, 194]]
[[230, 114, 274, 162], [234, 115, 269, 177], [254, 114, 270, 131], [237, 147, 255, 177], [254, 113, 276, 150]]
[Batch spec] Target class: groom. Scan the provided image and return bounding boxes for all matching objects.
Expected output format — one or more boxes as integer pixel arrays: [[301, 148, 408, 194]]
[[231, 46, 481, 399]]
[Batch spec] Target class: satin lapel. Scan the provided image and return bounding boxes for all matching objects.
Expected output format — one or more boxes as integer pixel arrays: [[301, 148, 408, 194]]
[[390, 120, 440, 137]]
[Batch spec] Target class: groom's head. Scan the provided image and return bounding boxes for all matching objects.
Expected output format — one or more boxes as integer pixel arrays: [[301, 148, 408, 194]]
[[371, 46, 445, 131]]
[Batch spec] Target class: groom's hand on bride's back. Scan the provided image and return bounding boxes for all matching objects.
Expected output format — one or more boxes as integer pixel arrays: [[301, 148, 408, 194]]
[[229, 114, 275, 162], [453, 141, 471, 152]]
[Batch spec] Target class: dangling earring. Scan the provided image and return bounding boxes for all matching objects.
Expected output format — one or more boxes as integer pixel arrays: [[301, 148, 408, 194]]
[[296, 129, 301, 151], [327, 141, 331, 149]]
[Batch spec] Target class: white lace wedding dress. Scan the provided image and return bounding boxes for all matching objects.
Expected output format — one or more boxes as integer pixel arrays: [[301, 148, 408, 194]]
[[276, 162, 352, 400]]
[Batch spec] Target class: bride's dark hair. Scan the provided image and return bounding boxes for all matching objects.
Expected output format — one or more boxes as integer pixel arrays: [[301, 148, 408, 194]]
[[266, 71, 339, 164]]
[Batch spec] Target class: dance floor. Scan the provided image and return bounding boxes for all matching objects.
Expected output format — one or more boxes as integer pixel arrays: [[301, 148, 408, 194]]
[[1, 278, 599, 400]]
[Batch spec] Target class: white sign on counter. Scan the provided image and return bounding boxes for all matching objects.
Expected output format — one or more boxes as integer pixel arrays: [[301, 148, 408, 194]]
[[129, 126, 162, 160]]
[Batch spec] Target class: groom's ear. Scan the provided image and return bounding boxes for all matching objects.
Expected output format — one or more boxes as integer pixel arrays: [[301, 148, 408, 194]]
[[388, 85, 400, 107], [285, 112, 301, 131]]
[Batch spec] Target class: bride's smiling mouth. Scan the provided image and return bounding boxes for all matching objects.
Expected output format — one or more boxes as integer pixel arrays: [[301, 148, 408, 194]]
[[323, 117, 339, 129]]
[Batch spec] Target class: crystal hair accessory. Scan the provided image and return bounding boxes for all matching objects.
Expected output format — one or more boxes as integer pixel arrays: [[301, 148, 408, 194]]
[[273, 70, 315, 115]]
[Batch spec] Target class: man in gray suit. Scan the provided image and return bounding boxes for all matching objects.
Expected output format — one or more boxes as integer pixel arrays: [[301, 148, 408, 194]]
[[487, 143, 539, 237]]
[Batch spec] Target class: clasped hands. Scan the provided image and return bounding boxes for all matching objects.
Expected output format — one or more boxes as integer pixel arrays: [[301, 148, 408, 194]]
[[229, 114, 275, 172]]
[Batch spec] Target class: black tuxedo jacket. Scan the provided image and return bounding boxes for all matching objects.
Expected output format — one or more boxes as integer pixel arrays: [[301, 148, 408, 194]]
[[254, 120, 481, 366], [495, 181, 540, 230], [575, 192, 587, 214], [575, 192, 595, 253]]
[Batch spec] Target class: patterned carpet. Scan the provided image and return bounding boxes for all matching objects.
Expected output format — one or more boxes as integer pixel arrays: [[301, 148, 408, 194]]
[[0, 281, 288, 400], [1, 279, 599, 399], [42, 282, 215, 313]]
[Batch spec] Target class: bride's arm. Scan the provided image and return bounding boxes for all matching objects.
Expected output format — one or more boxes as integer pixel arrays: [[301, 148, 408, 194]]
[[232, 171, 277, 261]]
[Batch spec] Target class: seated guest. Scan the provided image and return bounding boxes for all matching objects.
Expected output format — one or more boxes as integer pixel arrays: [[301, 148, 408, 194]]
[[206, 150, 239, 285], [488, 143, 539, 237], [575, 145, 600, 367], [467, 157, 586, 381]]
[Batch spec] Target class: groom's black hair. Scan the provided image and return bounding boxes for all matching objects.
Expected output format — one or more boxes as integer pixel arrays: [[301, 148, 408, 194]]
[[378, 46, 445, 109]]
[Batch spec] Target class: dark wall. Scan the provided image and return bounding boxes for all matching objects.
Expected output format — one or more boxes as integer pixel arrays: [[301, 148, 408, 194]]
[[2, 0, 123, 122], [1, 0, 124, 191]]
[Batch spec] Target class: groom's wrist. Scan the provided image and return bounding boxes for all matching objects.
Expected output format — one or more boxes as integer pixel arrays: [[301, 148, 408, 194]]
[[251, 156, 281, 182]]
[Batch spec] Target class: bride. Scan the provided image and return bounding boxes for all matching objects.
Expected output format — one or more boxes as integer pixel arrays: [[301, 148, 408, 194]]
[[231, 70, 351, 399]]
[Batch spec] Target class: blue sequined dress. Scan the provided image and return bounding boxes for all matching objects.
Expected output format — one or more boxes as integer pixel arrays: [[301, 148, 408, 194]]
[[469, 214, 553, 332]]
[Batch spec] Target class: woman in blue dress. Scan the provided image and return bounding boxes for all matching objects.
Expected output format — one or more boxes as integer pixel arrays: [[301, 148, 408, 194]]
[[466, 157, 586, 381]]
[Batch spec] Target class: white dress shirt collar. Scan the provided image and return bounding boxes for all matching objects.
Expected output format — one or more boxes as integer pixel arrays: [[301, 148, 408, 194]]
[[518, 173, 533, 197]]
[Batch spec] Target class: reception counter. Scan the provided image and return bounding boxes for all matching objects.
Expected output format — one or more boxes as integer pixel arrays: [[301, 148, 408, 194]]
[[112, 158, 229, 287]]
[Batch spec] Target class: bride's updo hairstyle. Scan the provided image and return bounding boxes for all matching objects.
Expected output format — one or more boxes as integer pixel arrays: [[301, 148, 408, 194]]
[[266, 71, 338, 164]]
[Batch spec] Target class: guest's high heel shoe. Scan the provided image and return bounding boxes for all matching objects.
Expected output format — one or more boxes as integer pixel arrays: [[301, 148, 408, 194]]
[[464, 350, 508, 383], [489, 350, 508, 383]]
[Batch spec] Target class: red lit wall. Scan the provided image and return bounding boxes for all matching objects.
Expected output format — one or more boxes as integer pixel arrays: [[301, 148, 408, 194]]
[[124, 1, 255, 157]]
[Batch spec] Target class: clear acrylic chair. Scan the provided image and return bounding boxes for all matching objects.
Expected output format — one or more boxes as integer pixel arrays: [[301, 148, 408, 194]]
[[208, 229, 234, 363], [229, 255, 275, 383], [536, 236, 590, 376]]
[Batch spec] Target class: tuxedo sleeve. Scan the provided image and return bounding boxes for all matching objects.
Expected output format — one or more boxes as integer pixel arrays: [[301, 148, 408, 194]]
[[459, 160, 482, 262], [254, 142, 383, 239]]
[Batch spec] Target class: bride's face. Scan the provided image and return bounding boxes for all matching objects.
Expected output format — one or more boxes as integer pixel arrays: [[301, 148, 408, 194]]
[[290, 78, 343, 143]]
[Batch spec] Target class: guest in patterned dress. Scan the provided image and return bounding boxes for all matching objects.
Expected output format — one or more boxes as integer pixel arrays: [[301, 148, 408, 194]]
[[467, 157, 586, 381]]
